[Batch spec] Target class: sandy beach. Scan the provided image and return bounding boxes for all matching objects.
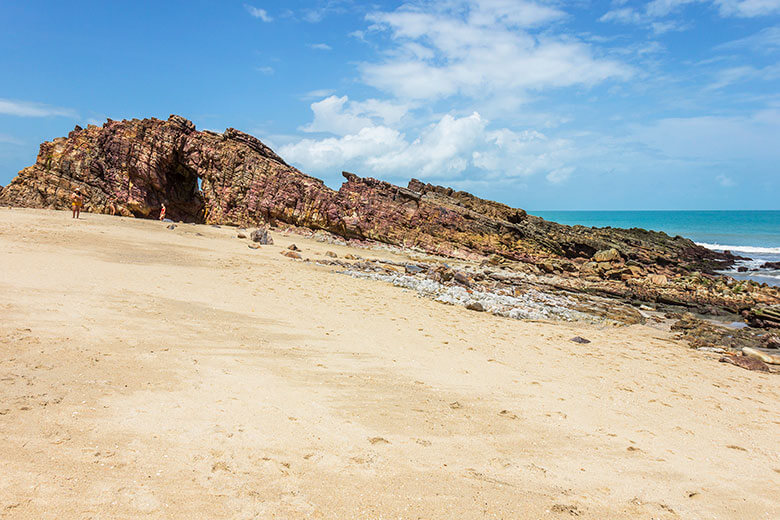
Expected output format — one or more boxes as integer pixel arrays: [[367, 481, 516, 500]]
[[0, 207, 778, 519]]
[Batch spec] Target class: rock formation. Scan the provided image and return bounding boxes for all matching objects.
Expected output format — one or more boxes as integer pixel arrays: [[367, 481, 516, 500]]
[[3, 114, 778, 316]]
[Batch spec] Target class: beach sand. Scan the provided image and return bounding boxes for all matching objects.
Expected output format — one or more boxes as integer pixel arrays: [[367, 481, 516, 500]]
[[1, 207, 778, 519]]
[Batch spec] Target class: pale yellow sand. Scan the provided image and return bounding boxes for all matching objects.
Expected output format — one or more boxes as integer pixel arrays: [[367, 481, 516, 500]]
[[0, 207, 778, 519]]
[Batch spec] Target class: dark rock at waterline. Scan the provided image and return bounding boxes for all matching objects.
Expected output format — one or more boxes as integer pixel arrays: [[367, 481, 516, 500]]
[[743, 306, 780, 329], [761, 261, 780, 269]]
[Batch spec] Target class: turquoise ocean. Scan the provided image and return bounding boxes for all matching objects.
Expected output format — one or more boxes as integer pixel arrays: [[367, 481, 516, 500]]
[[532, 211, 780, 287]]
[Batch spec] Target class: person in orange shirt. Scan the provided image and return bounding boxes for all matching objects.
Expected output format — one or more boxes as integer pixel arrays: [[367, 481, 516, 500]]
[[70, 189, 84, 219]]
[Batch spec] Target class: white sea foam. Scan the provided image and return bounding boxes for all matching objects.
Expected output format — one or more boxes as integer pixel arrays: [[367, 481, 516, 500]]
[[696, 242, 780, 254]]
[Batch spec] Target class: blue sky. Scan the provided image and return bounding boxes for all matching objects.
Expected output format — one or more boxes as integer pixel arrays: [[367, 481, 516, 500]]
[[1, 0, 778, 210]]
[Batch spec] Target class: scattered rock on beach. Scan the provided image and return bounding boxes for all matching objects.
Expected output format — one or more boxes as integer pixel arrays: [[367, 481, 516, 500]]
[[466, 301, 485, 312], [325, 251, 337, 258], [742, 347, 780, 364], [287, 244, 300, 251], [281, 250, 301, 259], [250, 228, 272, 245], [166, 224, 176, 230], [719, 355, 770, 372], [570, 336, 591, 344], [237, 231, 247, 239], [248, 243, 260, 250]]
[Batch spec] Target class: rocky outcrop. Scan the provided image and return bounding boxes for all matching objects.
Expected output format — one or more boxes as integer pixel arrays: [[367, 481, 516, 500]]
[[0, 116, 204, 221], [2, 114, 735, 271], [2, 114, 777, 316]]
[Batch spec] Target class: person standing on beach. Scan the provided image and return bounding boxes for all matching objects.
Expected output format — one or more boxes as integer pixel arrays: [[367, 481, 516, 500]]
[[70, 189, 84, 219], [159, 203, 166, 221]]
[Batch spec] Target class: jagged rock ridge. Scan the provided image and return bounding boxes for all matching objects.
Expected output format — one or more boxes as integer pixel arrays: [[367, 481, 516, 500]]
[[1, 114, 735, 274]]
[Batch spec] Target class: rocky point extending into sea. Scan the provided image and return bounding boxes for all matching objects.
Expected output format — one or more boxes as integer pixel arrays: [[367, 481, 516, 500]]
[[1, 115, 778, 371]]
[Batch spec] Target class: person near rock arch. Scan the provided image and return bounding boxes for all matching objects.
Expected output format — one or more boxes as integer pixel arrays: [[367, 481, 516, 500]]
[[159, 203, 166, 221], [70, 189, 84, 219]]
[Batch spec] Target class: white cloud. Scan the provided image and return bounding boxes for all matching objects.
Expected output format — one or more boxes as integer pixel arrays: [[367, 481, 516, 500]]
[[256, 66, 274, 75], [715, 0, 780, 17], [302, 89, 336, 100], [601, 0, 780, 27], [309, 43, 332, 51], [301, 95, 411, 135], [282, 111, 575, 181], [546, 167, 574, 184], [600, 7, 643, 23], [716, 174, 736, 186], [0, 99, 77, 118], [244, 5, 272, 22], [361, 2, 631, 101], [706, 63, 780, 89], [717, 26, 780, 51]]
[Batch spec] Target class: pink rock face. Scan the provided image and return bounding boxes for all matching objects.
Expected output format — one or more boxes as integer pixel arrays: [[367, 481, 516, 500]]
[[0, 116, 204, 221]]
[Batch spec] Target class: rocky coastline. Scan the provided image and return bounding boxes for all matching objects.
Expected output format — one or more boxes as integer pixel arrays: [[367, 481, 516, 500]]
[[2, 114, 778, 371]]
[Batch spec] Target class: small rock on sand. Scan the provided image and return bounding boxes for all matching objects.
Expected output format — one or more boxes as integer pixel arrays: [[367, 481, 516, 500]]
[[570, 336, 591, 344], [719, 355, 770, 372], [325, 251, 338, 258], [248, 243, 260, 250], [250, 228, 272, 245], [281, 250, 302, 259], [466, 301, 485, 312], [287, 244, 300, 251]]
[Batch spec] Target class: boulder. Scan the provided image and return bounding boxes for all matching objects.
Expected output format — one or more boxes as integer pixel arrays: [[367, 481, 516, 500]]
[[593, 248, 621, 263], [466, 301, 485, 312], [250, 228, 273, 245], [719, 355, 771, 372]]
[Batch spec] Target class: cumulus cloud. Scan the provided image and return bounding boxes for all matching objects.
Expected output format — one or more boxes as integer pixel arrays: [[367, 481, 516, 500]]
[[244, 5, 272, 22], [301, 95, 411, 135], [309, 43, 332, 50], [361, 1, 631, 100], [0, 99, 77, 118], [282, 110, 575, 182]]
